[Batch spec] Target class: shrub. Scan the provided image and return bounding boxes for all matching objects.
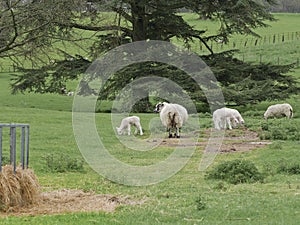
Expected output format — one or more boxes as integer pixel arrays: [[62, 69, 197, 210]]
[[205, 159, 264, 184], [42, 153, 84, 173], [277, 161, 300, 175]]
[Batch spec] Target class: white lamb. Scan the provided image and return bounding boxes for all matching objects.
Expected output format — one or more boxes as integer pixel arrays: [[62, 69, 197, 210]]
[[264, 103, 293, 120], [116, 116, 143, 136], [213, 107, 244, 130], [154, 102, 188, 138]]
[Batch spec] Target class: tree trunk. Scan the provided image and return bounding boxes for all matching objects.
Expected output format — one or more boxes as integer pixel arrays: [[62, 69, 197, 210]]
[[131, 1, 147, 41]]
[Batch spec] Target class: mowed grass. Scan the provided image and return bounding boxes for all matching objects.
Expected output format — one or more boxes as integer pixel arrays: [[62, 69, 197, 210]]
[[0, 13, 300, 224]]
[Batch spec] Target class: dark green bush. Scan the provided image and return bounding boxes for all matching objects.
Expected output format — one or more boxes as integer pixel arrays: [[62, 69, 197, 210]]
[[277, 161, 300, 175], [205, 159, 264, 184], [43, 153, 84, 173]]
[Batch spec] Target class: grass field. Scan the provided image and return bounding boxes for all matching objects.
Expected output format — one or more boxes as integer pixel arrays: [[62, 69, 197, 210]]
[[0, 13, 300, 225]]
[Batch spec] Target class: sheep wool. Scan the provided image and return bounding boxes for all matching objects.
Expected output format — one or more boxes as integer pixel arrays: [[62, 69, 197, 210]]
[[154, 102, 188, 138], [116, 116, 143, 135], [213, 107, 244, 130], [264, 103, 293, 120]]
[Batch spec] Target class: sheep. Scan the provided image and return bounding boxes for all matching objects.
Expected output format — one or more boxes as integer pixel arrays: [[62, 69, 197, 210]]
[[154, 102, 188, 138], [213, 107, 244, 130], [67, 91, 74, 96], [60, 87, 74, 96], [116, 116, 143, 136], [264, 103, 293, 120]]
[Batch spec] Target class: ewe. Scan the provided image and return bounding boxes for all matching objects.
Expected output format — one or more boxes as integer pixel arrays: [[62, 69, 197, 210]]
[[213, 107, 244, 130], [264, 103, 293, 120], [154, 102, 188, 138], [116, 116, 143, 136]]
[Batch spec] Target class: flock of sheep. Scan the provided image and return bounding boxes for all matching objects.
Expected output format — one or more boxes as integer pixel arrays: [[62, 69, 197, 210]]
[[116, 102, 294, 138]]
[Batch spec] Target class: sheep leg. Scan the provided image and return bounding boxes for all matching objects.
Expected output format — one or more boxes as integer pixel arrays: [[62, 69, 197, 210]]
[[138, 125, 143, 135], [214, 118, 221, 130], [135, 124, 143, 135], [226, 117, 232, 130], [175, 127, 180, 138], [127, 124, 131, 135], [168, 128, 172, 138]]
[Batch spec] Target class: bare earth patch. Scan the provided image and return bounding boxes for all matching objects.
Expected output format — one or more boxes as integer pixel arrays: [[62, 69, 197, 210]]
[[159, 127, 272, 153], [0, 189, 144, 217]]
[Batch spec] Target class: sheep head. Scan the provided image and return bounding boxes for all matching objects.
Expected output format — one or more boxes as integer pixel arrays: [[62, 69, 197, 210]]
[[154, 102, 167, 113]]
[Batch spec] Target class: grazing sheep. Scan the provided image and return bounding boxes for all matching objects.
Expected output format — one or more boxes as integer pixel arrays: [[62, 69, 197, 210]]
[[154, 102, 188, 138], [213, 107, 244, 130], [264, 103, 293, 120], [116, 116, 143, 136], [60, 87, 74, 96], [67, 91, 74, 96]]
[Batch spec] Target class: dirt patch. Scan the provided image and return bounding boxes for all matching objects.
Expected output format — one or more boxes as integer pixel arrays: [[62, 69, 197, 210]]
[[0, 189, 144, 217], [159, 128, 272, 153]]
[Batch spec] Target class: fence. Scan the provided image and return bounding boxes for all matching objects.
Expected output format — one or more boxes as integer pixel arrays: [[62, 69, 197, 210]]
[[0, 124, 30, 174]]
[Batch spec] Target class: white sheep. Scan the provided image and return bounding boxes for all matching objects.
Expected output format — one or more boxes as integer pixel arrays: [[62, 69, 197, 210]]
[[264, 103, 293, 120], [154, 102, 188, 138], [116, 116, 143, 136], [213, 107, 244, 130], [67, 91, 74, 96]]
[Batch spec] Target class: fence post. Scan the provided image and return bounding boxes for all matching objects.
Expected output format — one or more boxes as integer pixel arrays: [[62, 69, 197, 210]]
[[26, 126, 30, 169], [21, 127, 25, 170], [10, 126, 17, 174]]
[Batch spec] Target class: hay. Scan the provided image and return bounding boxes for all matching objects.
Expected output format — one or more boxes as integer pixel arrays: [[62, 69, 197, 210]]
[[0, 165, 40, 212]]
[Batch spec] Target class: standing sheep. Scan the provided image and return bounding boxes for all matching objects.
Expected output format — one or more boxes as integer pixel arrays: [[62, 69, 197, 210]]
[[264, 103, 293, 120], [213, 107, 244, 130], [154, 102, 188, 138], [116, 116, 143, 136]]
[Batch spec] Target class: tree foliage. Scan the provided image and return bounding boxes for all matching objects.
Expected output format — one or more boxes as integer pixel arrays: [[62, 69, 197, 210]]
[[1, 0, 298, 111]]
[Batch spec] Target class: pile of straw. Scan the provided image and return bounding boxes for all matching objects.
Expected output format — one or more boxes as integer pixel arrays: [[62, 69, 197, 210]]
[[0, 165, 40, 212]]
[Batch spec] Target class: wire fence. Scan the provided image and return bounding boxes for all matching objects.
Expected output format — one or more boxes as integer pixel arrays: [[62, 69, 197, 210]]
[[201, 31, 300, 52], [197, 31, 300, 66], [1, 31, 300, 72]]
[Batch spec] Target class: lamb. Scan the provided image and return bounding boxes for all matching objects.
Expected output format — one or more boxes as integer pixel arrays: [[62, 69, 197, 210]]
[[264, 103, 293, 120], [213, 107, 244, 130], [116, 116, 143, 136], [154, 102, 188, 138]]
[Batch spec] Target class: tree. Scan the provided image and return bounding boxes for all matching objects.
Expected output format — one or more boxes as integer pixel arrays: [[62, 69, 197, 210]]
[[4, 0, 299, 111]]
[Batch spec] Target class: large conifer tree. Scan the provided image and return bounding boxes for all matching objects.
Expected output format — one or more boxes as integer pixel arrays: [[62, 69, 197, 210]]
[[3, 0, 298, 111]]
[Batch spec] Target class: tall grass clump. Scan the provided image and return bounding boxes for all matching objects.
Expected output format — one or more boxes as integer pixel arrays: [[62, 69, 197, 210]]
[[0, 165, 40, 211], [42, 153, 84, 173], [206, 159, 265, 184], [260, 120, 300, 141]]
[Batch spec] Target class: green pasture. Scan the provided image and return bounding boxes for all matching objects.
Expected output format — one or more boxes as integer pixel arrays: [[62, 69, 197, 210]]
[[0, 72, 300, 224], [181, 13, 300, 67], [0, 13, 300, 225]]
